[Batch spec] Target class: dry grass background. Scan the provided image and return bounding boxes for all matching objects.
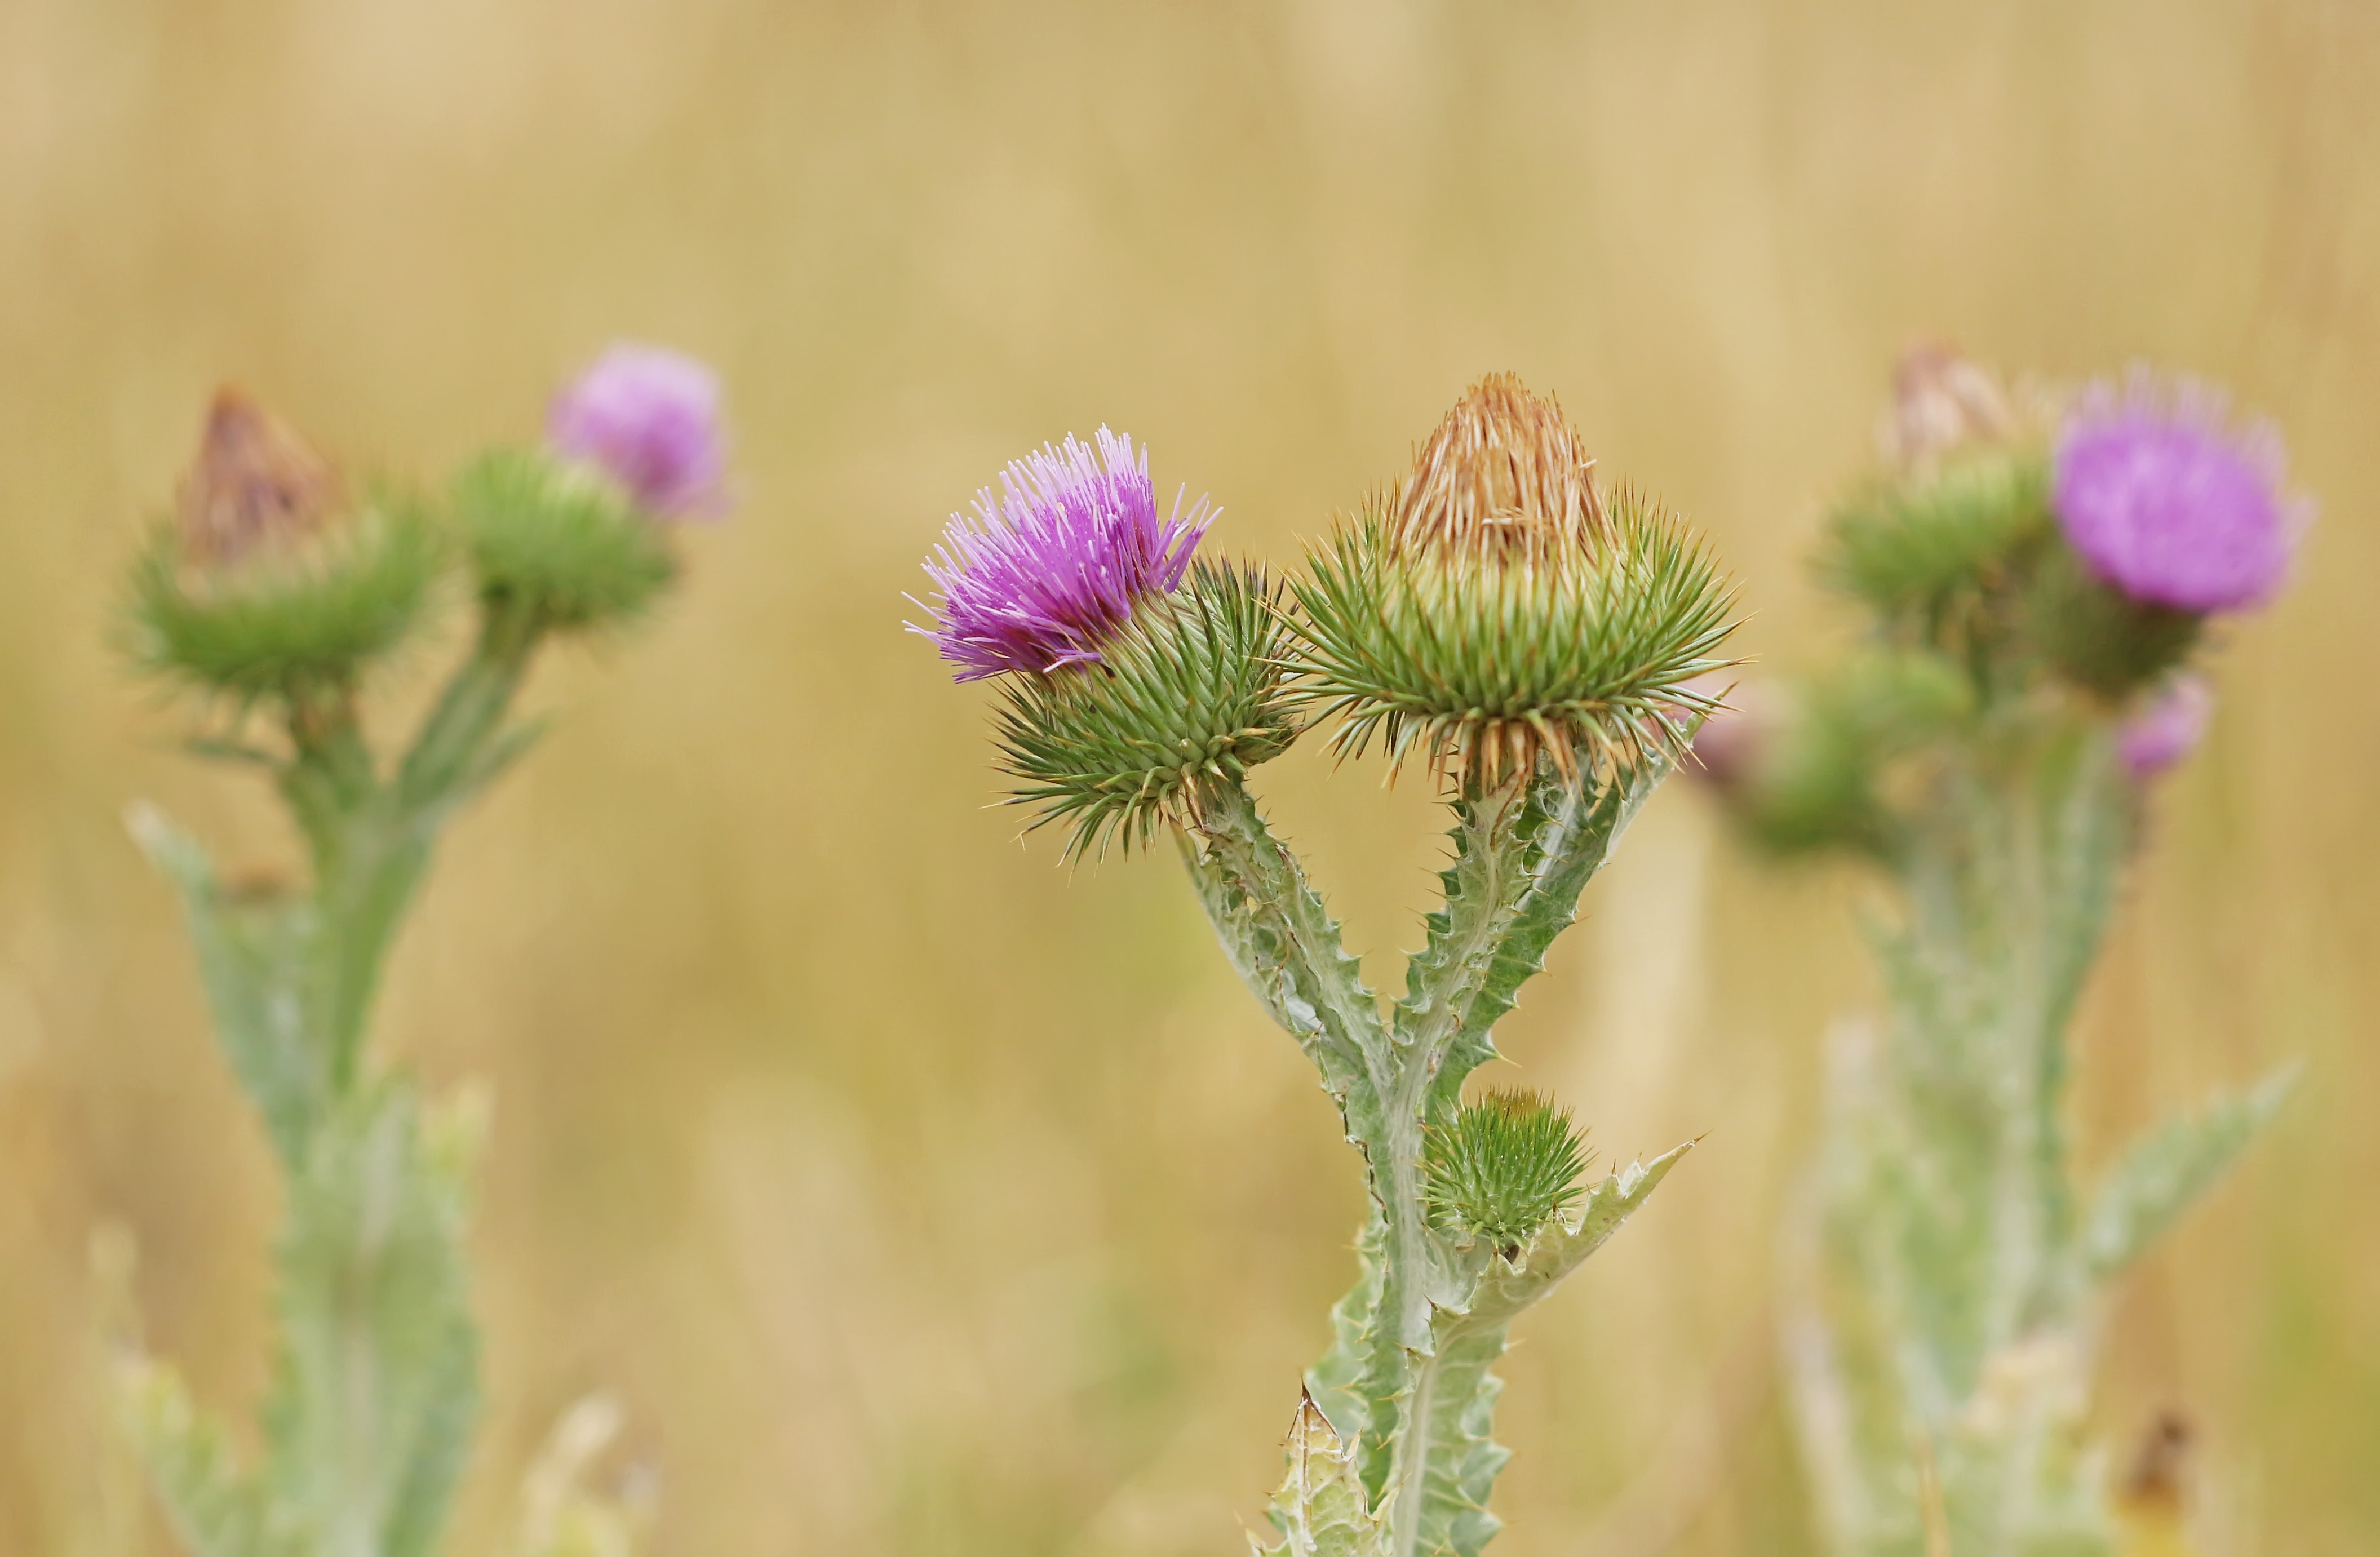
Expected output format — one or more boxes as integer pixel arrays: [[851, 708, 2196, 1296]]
[[1, 1, 2375, 1553]]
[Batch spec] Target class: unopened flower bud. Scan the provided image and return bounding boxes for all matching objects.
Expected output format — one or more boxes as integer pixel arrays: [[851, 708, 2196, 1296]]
[[2117, 674, 2212, 781], [1422, 1089, 1592, 1258], [1289, 374, 1735, 791], [2053, 371, 2304, 615], [546, 344, 729, 520]]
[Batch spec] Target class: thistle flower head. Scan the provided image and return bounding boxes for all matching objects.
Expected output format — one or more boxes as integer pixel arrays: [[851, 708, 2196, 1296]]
[[1289, 375, 1735, 792], [128, 388, 441, 699], [990, 560, 1296, 858], [546, 343, 729, 520], [2118, 673, 2213, 781], [915, 428, 1209, 681], [2052, 372, 2303, 614], [1422, 1089, 1592, 1257]]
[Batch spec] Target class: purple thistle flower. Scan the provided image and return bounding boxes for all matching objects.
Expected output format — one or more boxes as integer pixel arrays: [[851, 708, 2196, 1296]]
[[2119, 673, 2213, 781], [2051, 371, 2303, 613], [912, 428, 1211, 681], [547, 343, 729, 519]]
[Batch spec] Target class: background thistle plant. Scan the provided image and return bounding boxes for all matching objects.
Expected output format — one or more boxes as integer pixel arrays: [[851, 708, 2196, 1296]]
[[1697, 349, 2303, 1557], [113, 347, 725, 1557], [918, 375, 1738, 1556]]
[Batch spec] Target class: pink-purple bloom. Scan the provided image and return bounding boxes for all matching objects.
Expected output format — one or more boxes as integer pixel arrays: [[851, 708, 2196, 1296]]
[[2119, 673, 2213, 780], [2051, 372, 2301, 613], [547, 343, 728, 519], [913, 428, 1210, 681]]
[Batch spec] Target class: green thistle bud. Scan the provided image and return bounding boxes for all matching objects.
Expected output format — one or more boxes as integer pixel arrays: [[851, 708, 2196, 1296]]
[[451, 449, 677, 632], [1287, 374, 1735, 792], [127, 389, 442, 702], [1817, 446, 2054, 626], [991, 560, 1297, 859], [1422, 1088, 1592, 1257]]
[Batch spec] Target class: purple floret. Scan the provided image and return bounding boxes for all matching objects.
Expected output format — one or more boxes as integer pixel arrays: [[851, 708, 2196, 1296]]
[[2051, 373, 2301, 613], [913, 428, 1210, 681], [2119, 674, 2213, 780], [548, 343, 728, 519]]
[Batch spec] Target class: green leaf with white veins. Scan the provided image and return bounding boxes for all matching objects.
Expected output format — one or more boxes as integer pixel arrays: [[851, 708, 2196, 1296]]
[[1254, 1392, 1392, 1557], [2078, 1064, 2294, 1287]]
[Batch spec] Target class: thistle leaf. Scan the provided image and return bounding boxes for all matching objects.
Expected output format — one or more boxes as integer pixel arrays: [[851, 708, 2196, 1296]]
[[118, 1355, 307, 1557], [261, 1080, 481, 1557], [2079, 1066, 2294, 1285], [127, 803, 329, 1166], [1252, 1391, 1391, 1557], [1394, 1143, 1693, 1557]]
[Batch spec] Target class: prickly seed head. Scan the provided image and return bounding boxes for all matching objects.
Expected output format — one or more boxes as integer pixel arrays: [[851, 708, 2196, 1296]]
[[991, 561, 1297, 858], [2053, 371, 2303, 614], [914, 428, 1210, 682], [1422, 1089, 1593, 1256], [176, 388, 343, 568], [1288, 375, 1735, 792]]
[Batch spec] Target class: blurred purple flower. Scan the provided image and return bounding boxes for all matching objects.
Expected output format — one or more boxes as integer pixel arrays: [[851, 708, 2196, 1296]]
[[912, 428, 1210, 681], [1679, 674, 1775, 793], [2119, 674, 2213, 780], [2051, 372, 2302, 613], [547, 344, 728, 519]]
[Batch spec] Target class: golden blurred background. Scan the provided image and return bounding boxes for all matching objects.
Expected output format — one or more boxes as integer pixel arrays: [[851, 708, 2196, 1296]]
[[2, 1, 2375, 1552]]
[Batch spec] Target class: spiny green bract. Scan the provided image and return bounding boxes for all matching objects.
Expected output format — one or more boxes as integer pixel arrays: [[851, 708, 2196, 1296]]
[[1287, 494, 1734, 791], [126, 499, 445, 701], [1422, 1089, 1591, 1255], [452, 450, 677, 631], [1817, 446, 2053, 626], [992, 560, 1298, 859], [2024, 542, 2202, 699]]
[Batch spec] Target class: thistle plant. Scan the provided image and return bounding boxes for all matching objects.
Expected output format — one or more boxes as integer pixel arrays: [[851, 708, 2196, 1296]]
[[1699, 352, 2303, 1556], [114, 345, 726, 1557], [912, 378, 1739, 1556]]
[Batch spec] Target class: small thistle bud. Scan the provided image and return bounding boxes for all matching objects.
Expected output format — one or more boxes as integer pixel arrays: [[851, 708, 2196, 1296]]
[[455, 344, 725, 631], [2051, 371, 2304, 615], [2117, 674, 2212, 782], [127, 389, 442, 700], [989, 560, 1297, 858], [1288, 374, 1735, 792], [1421, 1089, 1592, 1257], [546, 343, 729, 520], [912, 428, 1208, 682]]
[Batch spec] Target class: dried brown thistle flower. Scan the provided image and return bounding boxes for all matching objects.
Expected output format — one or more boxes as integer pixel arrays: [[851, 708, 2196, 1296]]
[[175, 387, 343, 569], [1388, 372, 1608, 562]]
